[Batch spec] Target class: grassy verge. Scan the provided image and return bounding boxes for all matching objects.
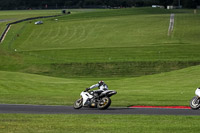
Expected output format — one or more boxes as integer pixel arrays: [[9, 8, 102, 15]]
[[0, 64, 199, 106], [0, 114, 199, 133]]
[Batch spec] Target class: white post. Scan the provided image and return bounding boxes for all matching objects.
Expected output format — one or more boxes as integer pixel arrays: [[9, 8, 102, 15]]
[[168, 14, 175, 36]]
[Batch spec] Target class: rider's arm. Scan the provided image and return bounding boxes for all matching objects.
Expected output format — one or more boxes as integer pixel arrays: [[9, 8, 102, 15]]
[[89, 84, 99, 90]]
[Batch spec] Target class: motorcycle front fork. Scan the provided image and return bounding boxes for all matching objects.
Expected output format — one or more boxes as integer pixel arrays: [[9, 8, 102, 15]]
[[195, 96, 200, 104]]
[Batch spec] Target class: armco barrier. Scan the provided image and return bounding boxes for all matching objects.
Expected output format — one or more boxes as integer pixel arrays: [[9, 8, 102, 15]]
[[0, 24, 11, 43], [0, 14, 62, 43]]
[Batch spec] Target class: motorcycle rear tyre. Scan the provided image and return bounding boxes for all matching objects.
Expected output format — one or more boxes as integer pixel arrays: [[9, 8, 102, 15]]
[[190, 96, 200, 110], [97, 97, 111, 110]]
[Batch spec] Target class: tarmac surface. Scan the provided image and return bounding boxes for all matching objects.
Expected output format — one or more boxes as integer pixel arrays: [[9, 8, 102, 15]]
[[0, 104, 200, 115]]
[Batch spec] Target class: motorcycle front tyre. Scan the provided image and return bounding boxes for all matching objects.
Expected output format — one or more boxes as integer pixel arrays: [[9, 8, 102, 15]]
[[73, 98, 83, 109], [190, 96, 200, 110]]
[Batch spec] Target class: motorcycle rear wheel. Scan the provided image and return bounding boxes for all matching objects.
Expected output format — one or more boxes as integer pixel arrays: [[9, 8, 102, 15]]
[[73, 98, 83, 109], [190, 96, 200, 110], [97, 97, 111, 110]]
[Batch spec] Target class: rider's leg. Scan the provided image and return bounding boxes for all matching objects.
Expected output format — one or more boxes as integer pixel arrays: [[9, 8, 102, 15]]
[[93, 90, 103, 98]]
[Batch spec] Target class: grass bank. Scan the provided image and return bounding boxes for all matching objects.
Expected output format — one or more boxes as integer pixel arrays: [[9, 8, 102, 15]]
[[0, 64, 199, 106]]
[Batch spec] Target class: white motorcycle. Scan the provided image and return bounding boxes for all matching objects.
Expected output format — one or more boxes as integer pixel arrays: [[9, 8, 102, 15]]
[[73, 89, 117, 110], [190, 87, 200, 110]]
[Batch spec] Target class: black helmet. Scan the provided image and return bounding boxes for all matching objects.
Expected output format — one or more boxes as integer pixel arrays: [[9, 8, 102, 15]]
[[98, 81, 104, 86]]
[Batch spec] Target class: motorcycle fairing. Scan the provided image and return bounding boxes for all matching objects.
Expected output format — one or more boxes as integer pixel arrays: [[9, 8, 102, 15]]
[[99, 90, 117, 98], [81, 91, 93, 106], [195, 88, 200, 97]]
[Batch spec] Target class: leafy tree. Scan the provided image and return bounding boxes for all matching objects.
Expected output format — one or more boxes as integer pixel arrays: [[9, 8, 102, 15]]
[[159, 0, 173, 8], [182, 0, 198, 8]]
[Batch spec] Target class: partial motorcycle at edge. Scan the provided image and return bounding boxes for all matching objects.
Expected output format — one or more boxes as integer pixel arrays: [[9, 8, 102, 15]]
[[190, 87, 200, 110]]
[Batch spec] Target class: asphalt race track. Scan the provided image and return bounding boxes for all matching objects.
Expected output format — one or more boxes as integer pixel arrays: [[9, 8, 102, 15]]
[[0, 104, 200, 115]]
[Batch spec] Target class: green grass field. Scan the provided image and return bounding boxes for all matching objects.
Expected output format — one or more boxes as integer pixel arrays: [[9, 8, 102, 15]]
[[0, 114, 199, 133], [1, 8, 200, 77], [1, 8, 200, 132]]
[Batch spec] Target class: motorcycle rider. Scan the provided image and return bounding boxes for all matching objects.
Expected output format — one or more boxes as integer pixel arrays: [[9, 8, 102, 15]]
[[85, 81, 108, 98]]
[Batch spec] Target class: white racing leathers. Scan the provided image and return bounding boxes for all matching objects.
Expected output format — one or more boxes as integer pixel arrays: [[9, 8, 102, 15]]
[[89, 83, 108, 91]]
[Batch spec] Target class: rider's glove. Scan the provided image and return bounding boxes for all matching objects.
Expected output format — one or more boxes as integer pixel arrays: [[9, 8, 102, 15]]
[[85, 88, 90, 92]]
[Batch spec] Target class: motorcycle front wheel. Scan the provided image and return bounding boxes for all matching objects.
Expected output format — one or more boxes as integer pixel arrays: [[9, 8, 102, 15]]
[[97, 97, 111, 110], [190, 96, 200, 110], [73, 98, 83, 109]]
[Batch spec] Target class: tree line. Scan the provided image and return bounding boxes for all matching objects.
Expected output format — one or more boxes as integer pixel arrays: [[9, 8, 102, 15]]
[[0, 0, 199, 10]]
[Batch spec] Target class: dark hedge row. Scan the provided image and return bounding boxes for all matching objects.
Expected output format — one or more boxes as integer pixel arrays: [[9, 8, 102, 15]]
[[0, 0, 199, 10]]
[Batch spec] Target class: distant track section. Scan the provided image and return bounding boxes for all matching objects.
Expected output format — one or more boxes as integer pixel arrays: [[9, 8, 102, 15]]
[[0, 14, 63, 43]]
